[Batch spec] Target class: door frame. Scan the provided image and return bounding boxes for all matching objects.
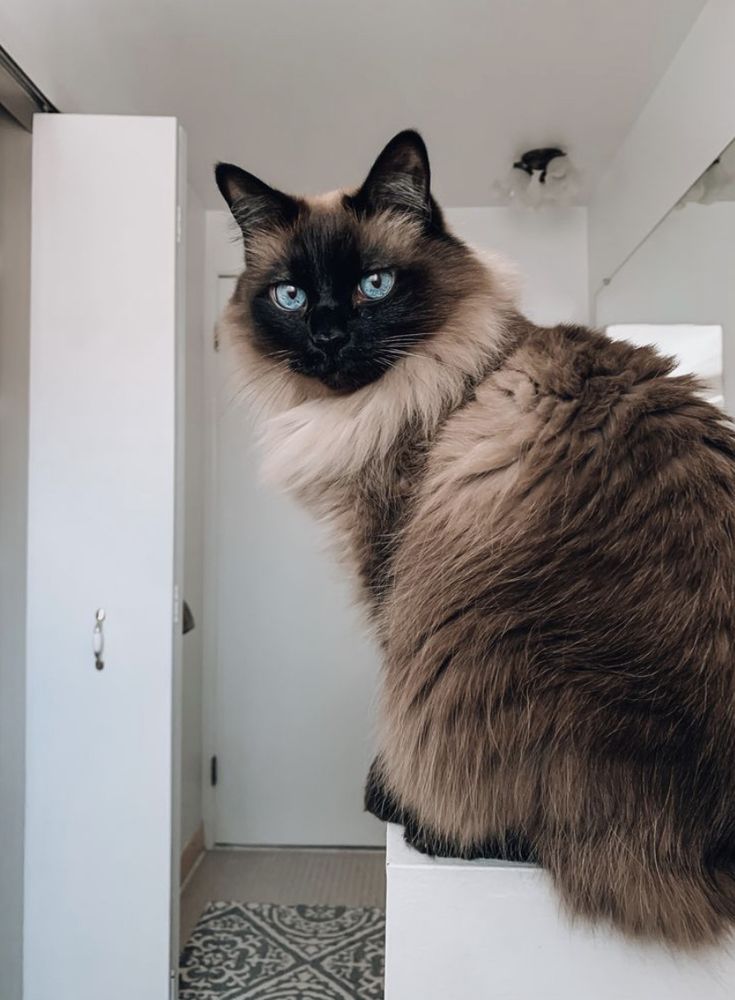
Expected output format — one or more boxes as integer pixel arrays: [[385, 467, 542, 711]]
[[201, 210, 241, 847]]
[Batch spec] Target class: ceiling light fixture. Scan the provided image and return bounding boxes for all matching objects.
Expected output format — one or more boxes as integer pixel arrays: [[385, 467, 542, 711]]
[[494, 146, 578, 208]]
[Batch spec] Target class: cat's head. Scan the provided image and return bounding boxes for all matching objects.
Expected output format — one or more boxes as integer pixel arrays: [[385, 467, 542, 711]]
[[215, 130, 495, 393]]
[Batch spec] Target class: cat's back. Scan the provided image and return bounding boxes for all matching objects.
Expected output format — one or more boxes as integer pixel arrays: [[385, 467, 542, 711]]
[[388, 320, 735, 661], [428, 319, 735, 509]]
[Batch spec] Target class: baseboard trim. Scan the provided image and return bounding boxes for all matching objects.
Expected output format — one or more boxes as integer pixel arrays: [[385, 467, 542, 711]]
[[180, 822, 205, 886]]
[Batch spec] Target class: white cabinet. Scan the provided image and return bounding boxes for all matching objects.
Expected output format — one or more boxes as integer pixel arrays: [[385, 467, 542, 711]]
[[24, 115, 184, 1000]]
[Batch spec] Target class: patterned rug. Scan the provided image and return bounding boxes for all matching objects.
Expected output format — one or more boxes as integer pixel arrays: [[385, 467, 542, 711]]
[[179, 902, 385, 999]]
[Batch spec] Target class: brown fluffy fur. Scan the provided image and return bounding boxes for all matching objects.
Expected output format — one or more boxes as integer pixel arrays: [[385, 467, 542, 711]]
[[220, 171, 735, 949]]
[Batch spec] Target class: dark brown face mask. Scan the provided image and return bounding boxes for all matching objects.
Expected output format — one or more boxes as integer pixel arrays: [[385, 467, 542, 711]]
[[214, 130, 479, 391]]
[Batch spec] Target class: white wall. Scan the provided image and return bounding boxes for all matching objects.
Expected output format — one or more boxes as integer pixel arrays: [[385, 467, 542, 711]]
[[447, 207, 589, 325], [595, 200, 735, 412], [0, 108, 31, 1000], [181, 183, 206, 851]]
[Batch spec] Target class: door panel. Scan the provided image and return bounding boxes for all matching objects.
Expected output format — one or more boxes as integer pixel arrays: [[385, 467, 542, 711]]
[[212, 275, 383, 846], [24, 115, 183, 1000]]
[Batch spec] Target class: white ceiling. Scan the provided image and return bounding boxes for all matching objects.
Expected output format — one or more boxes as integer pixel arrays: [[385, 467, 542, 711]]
[[2, 0, 708, 208]]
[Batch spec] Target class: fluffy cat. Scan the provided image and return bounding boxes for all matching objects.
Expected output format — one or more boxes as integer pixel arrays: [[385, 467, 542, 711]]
[[215, 130, 735, 947]]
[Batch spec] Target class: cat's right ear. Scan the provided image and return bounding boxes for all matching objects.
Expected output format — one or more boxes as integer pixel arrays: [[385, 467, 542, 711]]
[[352, 130, 432, 219], [214, 163, 299, 239]]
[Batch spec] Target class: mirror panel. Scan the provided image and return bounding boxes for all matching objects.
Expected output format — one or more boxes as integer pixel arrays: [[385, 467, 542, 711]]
[[595, 137, 735, 412]]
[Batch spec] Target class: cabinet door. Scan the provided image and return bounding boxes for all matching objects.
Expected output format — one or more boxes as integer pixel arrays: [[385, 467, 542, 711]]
[[24, 114, 183, 1000]]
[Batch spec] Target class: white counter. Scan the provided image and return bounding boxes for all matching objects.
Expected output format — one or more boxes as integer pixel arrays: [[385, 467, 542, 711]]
[[384, 823, 735, 999]]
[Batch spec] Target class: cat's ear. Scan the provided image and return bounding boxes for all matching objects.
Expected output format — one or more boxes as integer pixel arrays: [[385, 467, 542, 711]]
[[353, 130, 432, 218], [215, 162, 299, 237]]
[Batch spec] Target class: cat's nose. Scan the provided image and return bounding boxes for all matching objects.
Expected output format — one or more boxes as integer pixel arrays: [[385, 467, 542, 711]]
[[309, 311, 350, 353], [312, 328, 349, 350]]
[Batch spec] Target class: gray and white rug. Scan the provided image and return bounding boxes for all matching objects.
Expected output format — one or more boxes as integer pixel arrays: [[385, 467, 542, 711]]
[[179, 902, 385, 999]]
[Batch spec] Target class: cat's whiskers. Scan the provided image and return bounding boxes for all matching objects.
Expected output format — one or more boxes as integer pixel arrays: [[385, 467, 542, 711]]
[[382, 344, 457, 374], [223, 357, 294, 416]]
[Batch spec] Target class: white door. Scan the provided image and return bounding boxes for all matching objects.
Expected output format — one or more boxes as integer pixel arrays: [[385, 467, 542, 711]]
[[206, 237, 383, 847], [24, 115, 184, 1000]]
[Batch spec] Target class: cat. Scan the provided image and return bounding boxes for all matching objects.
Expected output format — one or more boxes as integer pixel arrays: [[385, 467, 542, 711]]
[[215, 130, 735, 947]]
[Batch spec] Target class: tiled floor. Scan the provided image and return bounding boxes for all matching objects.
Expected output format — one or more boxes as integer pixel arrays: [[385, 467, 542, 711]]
[[180, 847, 386, 945]]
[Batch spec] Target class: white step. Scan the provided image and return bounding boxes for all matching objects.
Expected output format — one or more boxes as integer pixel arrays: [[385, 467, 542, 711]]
[[384, 823, 735, 999]]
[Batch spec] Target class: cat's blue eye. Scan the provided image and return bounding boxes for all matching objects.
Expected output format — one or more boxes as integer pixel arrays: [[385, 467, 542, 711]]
[[358, 269, 395, 301], [271, 282, 307, 311]]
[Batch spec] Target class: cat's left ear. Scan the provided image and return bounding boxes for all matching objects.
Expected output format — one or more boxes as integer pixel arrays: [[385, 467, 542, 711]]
[[214, 162, 299, 239], [353, 130, 432, 218]]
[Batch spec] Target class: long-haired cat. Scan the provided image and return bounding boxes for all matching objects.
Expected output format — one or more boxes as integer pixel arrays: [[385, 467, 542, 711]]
[[215, 130, 735, 947]]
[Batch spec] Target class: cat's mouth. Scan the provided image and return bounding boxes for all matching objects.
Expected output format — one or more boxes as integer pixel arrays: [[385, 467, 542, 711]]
[[288, 351, 391, 392]]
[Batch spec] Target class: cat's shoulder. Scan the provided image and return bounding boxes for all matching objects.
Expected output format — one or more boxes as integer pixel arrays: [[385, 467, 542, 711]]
[[484, 318, 735, 457], [506, 320, 678, 400]]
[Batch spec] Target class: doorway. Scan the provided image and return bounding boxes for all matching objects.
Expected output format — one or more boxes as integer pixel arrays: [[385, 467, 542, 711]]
[[202, 265, 384, 850]]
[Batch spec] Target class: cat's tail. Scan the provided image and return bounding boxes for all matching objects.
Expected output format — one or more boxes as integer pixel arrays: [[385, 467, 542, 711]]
[[542, 833, 735, 947]]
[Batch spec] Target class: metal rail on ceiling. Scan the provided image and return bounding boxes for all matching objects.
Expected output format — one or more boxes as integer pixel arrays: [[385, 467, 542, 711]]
[[0, 44, 57, 131]]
